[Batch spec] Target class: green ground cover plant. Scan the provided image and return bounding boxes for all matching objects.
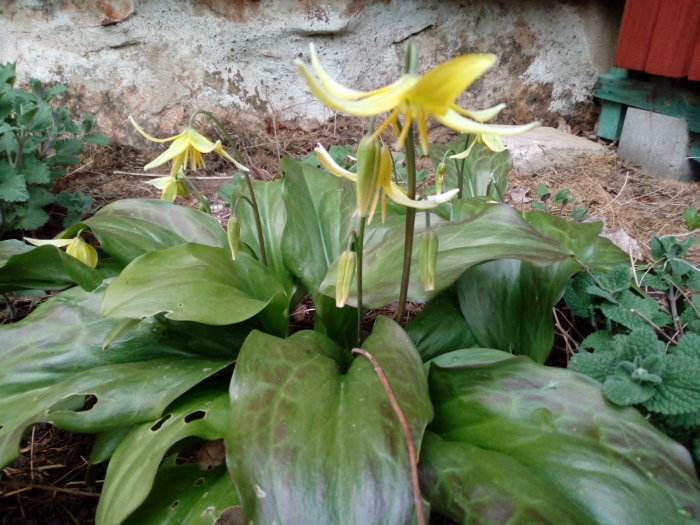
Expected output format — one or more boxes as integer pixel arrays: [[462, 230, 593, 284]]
[[1, 44, 699, 525], [0, 62, 108, 238]]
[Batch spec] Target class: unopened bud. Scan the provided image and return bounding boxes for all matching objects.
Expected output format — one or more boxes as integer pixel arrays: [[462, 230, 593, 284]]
[[435, 161, 446, 195], [227, 215, 240, 260], [335, 249, 356, 307], [66, 236, 98, 268], [355, 135, 381, 217], [419, 229, 438, 291]]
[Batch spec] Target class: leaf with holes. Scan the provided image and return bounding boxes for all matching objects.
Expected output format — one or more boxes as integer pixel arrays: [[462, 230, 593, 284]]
[[97, 388, 234, 525], [0, 285, 242, 468], [226, 317, 432, 524]]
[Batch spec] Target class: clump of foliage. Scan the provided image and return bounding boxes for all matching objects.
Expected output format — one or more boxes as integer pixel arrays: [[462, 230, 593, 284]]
[[531, 181, 589, 221], [1, 44, 699, 525], [567, 233, 700, 460], [0, 62, 108, 238]]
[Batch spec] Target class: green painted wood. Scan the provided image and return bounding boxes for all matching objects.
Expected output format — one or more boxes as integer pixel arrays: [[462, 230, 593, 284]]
[[594, 74, 700, 133], [597, 101, 627, 140]]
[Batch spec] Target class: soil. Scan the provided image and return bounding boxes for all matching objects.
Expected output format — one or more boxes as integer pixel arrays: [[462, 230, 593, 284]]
[[2, 116, 699, 523]]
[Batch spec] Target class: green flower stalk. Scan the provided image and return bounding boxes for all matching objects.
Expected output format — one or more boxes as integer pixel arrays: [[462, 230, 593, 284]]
[[227, 215, 240, 260], [419, 229, 438, 292], [336, 250, 356, 308]]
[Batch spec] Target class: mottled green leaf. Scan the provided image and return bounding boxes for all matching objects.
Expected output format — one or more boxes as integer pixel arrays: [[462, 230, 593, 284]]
[[103, 244, 288, 336], [226, 317, 432, 524], [69, 199, 228, 264], [423, 350, 700, 524], [0, 285, 241, 468], [323, 203, 572, 309]]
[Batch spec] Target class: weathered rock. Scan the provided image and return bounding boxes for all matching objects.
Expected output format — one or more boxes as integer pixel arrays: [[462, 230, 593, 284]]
[[0, 0, 623, 145]]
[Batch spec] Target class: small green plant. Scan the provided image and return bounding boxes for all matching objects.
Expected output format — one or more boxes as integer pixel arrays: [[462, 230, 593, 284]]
[[531, 182, 589, 221], [566, 235, 700, 460], [0, 62, 108, 238], [684, 206, 700, 231]]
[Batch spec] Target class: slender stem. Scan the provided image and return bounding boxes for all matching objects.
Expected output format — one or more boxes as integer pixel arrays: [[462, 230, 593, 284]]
[[191, 110, 267, 265], [356, 216, 366, 346], [667, 287, 683, 337], [396, 124, 417, 323], [456, 135, 469, 198], [182, 175, 211, 214], [352, 348, 426, 525]]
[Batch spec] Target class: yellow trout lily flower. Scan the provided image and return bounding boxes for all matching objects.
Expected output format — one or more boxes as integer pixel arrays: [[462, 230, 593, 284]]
[[296, 44, 538, 153], [146, 168, 189, 202], [315, 143, 458, 223], [26, 232, 98, 268], [449, 133, 506, 159], [129, 116, 249, 175]]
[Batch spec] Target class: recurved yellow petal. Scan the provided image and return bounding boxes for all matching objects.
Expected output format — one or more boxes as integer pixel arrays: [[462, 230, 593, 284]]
[[129, 116, 182, 143], [436, 109, 539, 136], [315, 144, 358, 182], [409, 54, 497, 115], [25, 237, 73, 248], [451, 102, 505, 123]]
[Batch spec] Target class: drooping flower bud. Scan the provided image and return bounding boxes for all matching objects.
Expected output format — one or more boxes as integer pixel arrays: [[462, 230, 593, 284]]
[[67, 236, 98, 268], [435, 161, 446, 195], [227, 215, 240, 260], [355, 135, 381, 218], [419, 229, 438, 291], [335, 249, 356, 308]]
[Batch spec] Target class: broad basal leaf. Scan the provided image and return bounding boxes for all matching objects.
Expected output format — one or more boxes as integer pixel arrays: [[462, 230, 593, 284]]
[[0, 285, 240, 469], [97, 388, 234, 525], [322, 203, 572, 309], [65, 198, 228, 264], [226, 317, 432, 524], [0, 241, 104, 292], [421, 349, 700, 525], [102, 244, 288, 336], [280, 156, 355, 294]]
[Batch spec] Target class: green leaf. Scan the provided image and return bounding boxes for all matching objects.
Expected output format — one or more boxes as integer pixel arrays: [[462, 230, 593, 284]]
[[123, 463, 237, 525], [228, 176, 295, 296], [0, 243, 104, 292], [0, 285, 238, 469], [103, 244, 288, 336], [83, 133, 110, 146], [0, 160, 29, 202], [569, 349, 620, 383], [280, 156, 355, 294], [226, 317, 432, 524], [523, 212, 628, 271], [8, 203, 50, 231], [405, 289, 476, 361], [74, 199, 228, 264], [600, 291, 671, 332], [536, 181, 550, 201], [423, 350, 700, 524], [603, 374, 657, 405], [456, 255, 575, 363], [646, 355, 700, 415], [20, 156, 51, 184], [97, 388, 233, 525], [323, 203, 572, 309]]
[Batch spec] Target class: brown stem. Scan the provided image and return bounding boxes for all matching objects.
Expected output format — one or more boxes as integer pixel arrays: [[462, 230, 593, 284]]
[[352, 347, 425, 525]]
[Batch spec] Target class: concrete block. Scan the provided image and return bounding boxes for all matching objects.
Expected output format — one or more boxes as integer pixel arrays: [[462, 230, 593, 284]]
[[618, 108, 698, 182], [502, 127, 607, 175]]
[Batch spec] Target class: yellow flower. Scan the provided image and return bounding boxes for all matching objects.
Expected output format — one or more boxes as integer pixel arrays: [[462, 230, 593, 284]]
[[25, 232, 98, 268], [129, 116, 249, 176], [296, 44, 538, 153], [145, 168, 190, 202], [449, 133, 506, 159], [315, 142, 458, 223]]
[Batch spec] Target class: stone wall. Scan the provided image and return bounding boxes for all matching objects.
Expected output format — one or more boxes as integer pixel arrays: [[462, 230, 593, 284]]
[[0, 0, 623, 144]]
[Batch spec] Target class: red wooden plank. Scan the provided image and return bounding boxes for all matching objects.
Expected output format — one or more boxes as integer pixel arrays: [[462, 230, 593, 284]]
[[614, 0, 661, 71], [645, 0, 700, 78], [689, 30, 700, 80]]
